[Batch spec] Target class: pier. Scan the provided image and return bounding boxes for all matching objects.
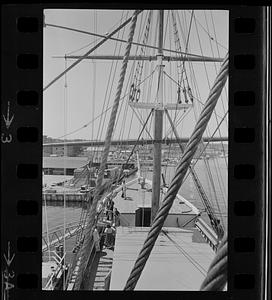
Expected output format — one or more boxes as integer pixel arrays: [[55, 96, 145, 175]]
[[43, 192, 87, 202]]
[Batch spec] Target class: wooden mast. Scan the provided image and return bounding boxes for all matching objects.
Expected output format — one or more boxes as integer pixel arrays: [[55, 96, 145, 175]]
[[151, 10, 164, 222]]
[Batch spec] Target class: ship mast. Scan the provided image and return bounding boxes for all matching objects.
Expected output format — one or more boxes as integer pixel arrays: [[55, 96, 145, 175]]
[[151, 10, 164, 221]]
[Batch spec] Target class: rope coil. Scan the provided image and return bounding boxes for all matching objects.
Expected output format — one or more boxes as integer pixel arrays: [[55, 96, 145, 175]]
[[124, 53, 228, 290]]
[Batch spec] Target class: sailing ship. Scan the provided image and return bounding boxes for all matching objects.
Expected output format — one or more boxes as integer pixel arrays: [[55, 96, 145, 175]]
[[43, 9, 228, 291]]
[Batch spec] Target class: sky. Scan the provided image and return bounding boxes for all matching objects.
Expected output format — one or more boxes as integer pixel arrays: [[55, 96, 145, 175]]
[[43, 9, 228, 141]]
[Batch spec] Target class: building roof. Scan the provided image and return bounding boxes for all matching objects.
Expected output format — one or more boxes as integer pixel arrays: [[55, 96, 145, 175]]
[[43, 156, 89, 169], [110, 226, 215, 290]]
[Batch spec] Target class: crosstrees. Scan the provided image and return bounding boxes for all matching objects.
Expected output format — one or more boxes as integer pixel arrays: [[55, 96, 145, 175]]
[[53, 54, 223, 62], [45, 22, 223, 60]]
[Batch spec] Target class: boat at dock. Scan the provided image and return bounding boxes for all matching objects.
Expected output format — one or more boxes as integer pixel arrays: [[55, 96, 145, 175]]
[[43, 9, 228, 291]]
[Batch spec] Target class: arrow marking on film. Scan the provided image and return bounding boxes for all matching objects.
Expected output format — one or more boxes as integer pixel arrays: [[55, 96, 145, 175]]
[[2, 102, 14, 130]]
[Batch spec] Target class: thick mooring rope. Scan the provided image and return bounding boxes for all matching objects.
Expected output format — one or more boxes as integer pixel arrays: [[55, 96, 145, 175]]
[[200, 232, 227, 290], [73, 10, 140, 290], [124, 52, 228, 290]]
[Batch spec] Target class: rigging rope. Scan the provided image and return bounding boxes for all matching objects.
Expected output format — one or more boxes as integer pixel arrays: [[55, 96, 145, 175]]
[[130, 11, 152, 103], [171, 10, 193, 99], [172, 15, 228, 223], [203, 11, 228, 168], [43, 10, 142, 92], [92, 11, 131, 174], [45, 22, 219, 59], [94, 11, 127, 163], [125, 109, 154, 166], [55, 67, 157, 140], [176, 12, 227, 231], [162, 19, 175, 180], [124, 52, 228, 290], [62, 56, 68, 289], [43, 191, 51, 262], [192, 14, 227, 228], [162, 71, 225, 121], [72, 10, 127, 278], [210, 10, 229, 123], [204, 158, 224, 228], [111, 12, 147, 176], [115, 11, 145, 145], [162, 230, 207, 276], [182, 110, 228, 185], [66, 12, 127, 56], [193, 13, 227, 166], [167, 10, 194, 174], [208, 11, 229, 212], [164, 108, 223, 240], [73, 10, 139, 290], [200, 232, 227, 290], [91, 10, 97, 141], [186, 10, 228, 51]]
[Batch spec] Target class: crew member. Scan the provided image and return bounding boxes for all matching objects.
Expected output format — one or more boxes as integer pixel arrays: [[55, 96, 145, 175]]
[[104, 224, 116, 248], [92, 226, 101, 252], [114, 208, 121, 226], [121, 179, 127, 199], [106, 198, 115, 221]]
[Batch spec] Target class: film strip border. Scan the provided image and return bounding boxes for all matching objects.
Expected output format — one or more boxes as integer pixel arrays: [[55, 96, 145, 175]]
[[1, 5, 42, 300], [0, 5, 269, 300], [229, 7, 268, 299]]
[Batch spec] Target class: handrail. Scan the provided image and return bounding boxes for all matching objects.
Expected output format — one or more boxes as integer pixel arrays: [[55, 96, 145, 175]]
[[195, 218, 218, 251], [42, 225, 80, 242], [66, 235, 97, 290], [43, 253, 66, 290], [42, 224, 86, 252], [43, 221, 81, 236]]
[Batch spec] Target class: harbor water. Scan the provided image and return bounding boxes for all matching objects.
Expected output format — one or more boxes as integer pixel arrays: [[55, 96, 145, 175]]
[[43, 157, 228, 234]]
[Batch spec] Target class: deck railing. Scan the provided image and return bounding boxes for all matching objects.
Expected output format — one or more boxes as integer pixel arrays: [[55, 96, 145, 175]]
[[66, 235, 97, 290], [42, 221, 85, 252], [43, 253, 66, 290], [195, 218, 218, 251]]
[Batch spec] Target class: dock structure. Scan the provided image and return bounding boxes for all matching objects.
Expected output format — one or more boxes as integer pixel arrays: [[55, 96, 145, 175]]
[[43, 156, 89, 175], [43, 136, 228, 149], [43, 193, 86, 202]]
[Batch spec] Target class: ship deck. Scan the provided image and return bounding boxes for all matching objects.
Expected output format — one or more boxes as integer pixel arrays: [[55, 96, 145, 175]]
[[111, 178, 199, 228], [113, 178, 198, 215], [88, 248, 114, 290], [110, 226, 215, 290]]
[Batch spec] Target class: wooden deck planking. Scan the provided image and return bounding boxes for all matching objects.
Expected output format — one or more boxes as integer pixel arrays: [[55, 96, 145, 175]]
[[110, 226, 215, 290], [87, 248, 114, 290]]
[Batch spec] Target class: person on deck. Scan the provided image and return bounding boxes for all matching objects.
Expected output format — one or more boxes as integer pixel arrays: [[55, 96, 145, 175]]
[[140, 177, 145, 190], [104, 224, 115, 248], [114, 208, 120, 226], [106, 198, 114, 221], [121, 179, 127, 199], [92, 226, 101, 252]]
